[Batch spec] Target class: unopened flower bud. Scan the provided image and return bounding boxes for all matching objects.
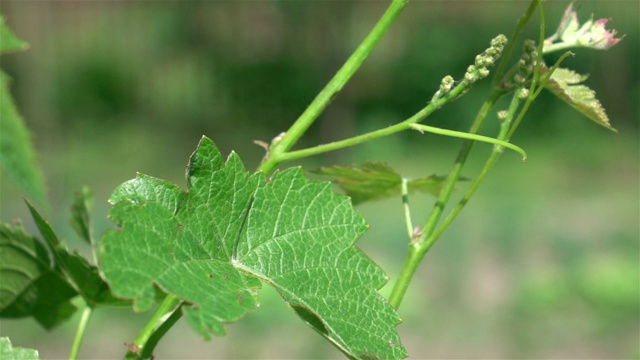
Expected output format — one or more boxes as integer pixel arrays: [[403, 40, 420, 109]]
[[464, 65, 477, 83], [524, 39, 536, 53], [491, 34, 508, 50], [518, 88, 529, 99], [478, 68, 490, 79], [485, 47, 500, 58], [440, 75, 454, 93], [432, 75, 455, 102], [518, 59, 527, 68], [514, 74, 525, 85]]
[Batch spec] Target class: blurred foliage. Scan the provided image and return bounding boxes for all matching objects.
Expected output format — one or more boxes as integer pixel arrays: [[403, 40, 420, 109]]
[[0, 17, 46, 206], [0, 1, 637, 359], [0, 337, 41, 360]]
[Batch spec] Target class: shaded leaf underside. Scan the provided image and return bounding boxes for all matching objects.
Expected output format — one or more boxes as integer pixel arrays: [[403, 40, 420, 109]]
[[313, 162, 447, 204], [100, 137, 406, 359], [1, 200, 130, 329], [0, 223, 77, 329]]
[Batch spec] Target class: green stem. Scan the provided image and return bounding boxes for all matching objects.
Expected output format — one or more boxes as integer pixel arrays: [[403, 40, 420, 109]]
[[68, 305, 93, 360], [541, 42, 576, 54], [258, 0, 409, 174], [532, 0, 546, 94], [492, 0, 539, 88], [429, 91, 523, 244], [389, 0, 542, 309], [270, 73, 474, 164], [508, 2, 572, 139], [387, 90, 502, 309], [388, 245, 422, 309], [138, 304, 184, 360], [401, 178, 413, 240], [422, 90, 502, 238], [125, 295, 182, 360], [409, 123, 527, 161], [433, 0, 551, 243]]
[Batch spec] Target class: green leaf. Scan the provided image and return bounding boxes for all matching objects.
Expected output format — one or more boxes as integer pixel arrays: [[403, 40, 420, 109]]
[[0, 337, 41, 360], [0, 17, 29, 54], [0, 72, 47, 206], [100, 137, 406, 359], [0, 18, 44, 205], [24, 202, 127, 308], [26, 201, 66, 265], [542, 66, 617, 132], [70, 186, 94, 245], [0, 222, 77, 329], [312, 162, 447, 204], [69, 187, 125, 306], [62, 251, 130, 308]]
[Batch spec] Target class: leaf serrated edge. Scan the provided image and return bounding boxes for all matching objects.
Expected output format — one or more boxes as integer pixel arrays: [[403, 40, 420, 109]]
[[102, 138, 407, 359], [543, 66, 617, 132]]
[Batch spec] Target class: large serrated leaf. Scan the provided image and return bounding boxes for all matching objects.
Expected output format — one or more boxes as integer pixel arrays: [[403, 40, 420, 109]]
[[0, 222, 77, 329], [100, 136, 407, 359], [542, 66, 616, 132], [0, 337, 41, 360], [312, 162, 447, 204]]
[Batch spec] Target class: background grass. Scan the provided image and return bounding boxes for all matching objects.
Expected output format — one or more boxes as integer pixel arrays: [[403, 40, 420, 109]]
[[1, 1, 638, 358]]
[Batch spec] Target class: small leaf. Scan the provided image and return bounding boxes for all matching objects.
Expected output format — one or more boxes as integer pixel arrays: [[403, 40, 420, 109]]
[[0, 17, 29, 54], [101, 137, 407, 359], [26, 201, 65, 266], [542, 66, 616, 132], [312, 162, 447, 204], [63, 251, 130, 308], [25, 202, 125, 308], [409, 175, 449, 195], [0, 222, 77, 329], [70, 186, 94, 245], [0, 337, 41, 360], [0, 71, 46, 205]]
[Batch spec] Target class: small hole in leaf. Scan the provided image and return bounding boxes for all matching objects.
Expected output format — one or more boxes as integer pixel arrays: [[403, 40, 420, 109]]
[[291, 304, 328, 336]]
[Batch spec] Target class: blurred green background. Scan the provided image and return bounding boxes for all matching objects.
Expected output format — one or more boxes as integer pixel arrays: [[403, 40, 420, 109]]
[[0, 1, 638, 359]]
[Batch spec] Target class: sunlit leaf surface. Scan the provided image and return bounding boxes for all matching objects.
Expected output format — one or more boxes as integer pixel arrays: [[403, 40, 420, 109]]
[[543, 66, 616, 132], [100, 137, 407, 359]]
